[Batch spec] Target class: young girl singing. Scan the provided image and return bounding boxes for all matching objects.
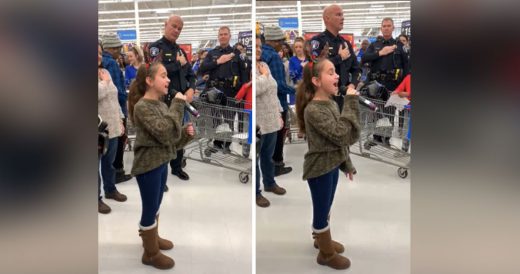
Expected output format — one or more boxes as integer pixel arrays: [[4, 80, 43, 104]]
[[296, 58, 361, 270], [128, 62, 195, 270]]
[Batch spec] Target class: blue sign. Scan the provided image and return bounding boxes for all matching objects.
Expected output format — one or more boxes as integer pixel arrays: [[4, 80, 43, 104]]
[[401, 20, 411, 28], [279, 18, 298, 29], [117, 30, 136, 40]]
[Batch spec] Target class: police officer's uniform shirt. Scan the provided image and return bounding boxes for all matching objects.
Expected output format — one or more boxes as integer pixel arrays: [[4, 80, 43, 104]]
[[148, 36, 196, 100], [310, 30, 360, 88], [198, 45, 249, 97], [361, 37, 409, 77]]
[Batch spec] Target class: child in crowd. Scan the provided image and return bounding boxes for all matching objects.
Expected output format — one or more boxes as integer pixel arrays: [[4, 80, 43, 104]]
[[391, 73, 412, 151], [127, 62, 195, 270], [289, 37, 310, 105], [235, 75, 252, 157], [125, 46, 144, 88], [295, 58, 361, 270]]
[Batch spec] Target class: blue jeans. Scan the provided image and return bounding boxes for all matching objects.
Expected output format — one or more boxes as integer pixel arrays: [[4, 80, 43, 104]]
[[98, 137, 118, 200], [258, 132, 277, 193], [136, 163, 168, 227], [307, 167, 340, 231]]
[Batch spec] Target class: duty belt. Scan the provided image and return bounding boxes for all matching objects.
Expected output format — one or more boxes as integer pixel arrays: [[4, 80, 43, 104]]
[[208, 77, 238, 90], [369, 69, 401, 82]]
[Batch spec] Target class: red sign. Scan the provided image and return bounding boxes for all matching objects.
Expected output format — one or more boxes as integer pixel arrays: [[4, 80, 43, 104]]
[[304, 32, 355, 51], [178, 44, 192, 63]]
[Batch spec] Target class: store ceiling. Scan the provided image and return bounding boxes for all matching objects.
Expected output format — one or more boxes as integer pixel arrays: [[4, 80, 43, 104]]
[[98, 0, 252, 47], [256, 1, 411, 37], [98, 0, 410, 47]]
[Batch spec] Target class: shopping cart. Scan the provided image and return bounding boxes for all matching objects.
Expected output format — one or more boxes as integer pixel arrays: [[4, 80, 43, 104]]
[[184, 88, 252, 183], [350, 99, 411, 178], [285, 105, 306, 144], [125, 118, 136, 152]]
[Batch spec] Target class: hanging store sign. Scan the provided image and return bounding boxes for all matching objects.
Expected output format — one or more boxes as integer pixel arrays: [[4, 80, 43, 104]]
[[117, 30, 136, 41]]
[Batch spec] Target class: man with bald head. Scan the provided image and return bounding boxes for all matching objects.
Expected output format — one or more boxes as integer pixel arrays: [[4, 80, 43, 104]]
[[310, 4, 360, 112], [148, 15, 196, 185]]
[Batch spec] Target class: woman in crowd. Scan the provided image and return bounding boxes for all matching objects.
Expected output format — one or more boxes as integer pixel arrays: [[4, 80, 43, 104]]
[[256, 36, 283, 208], [98, 43, 127, 214]]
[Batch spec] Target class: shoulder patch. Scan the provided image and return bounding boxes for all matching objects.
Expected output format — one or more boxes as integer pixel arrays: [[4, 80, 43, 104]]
[[150, 47, 160, 57], [311, 40, 320, 50]]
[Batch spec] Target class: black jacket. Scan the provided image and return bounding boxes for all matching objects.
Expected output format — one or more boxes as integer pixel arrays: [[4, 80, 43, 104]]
[[199, 45, 249, 97], [311, 30, 360, 88], [148, 36, 196, 105], [362, 37, 409, 77]]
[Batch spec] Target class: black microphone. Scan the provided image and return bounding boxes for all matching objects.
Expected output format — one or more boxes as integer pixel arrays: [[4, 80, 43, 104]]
[[339, 86, 378, 111]]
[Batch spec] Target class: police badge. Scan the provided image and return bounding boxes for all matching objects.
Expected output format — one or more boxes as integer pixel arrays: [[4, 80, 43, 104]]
[[150, 47, 160, 57], [311, 40, 320, 50]]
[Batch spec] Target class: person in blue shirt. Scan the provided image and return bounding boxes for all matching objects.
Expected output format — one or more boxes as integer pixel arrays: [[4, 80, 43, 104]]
[[125, 47, 144, 89], [261, 25, 294, 178], [101, 33, 133, 184], [191, 48, 206, 76], [288, 37, 310, 91], [355, 39, 370, 63]]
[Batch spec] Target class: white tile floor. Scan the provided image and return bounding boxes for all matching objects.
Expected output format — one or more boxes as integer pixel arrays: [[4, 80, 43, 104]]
[[256, 142, 410, 274], [99, 146, 252, 274]]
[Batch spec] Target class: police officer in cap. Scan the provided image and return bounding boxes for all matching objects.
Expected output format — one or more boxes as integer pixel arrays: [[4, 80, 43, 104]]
[[362, 17, 409, 146], [148, 14, 196, 184], [199, 26, 249, 153], [310, 4, 360, 112]]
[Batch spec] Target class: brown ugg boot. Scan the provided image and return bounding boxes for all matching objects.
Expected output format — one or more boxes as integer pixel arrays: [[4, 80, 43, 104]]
[[313, 214, 345, 253], [139, 224, 175, 269], [314, 229, 351, 270], [313, 232, 345, 253], [156, 214, 174, 250]]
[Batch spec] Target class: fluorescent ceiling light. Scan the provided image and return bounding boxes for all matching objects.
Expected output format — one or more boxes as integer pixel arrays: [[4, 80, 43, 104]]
[[99, 4, 251, 15], [98, 0, 133, 3], [257, 1, 410, 9], [257, 10, 409, 17], [100, 18, 252, 28], [99, 12, 251, 22], [155, 9, 171, 14]]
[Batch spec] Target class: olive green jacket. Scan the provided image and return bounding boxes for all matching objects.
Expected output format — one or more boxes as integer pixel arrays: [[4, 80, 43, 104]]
[[302, 95, 361, 180]]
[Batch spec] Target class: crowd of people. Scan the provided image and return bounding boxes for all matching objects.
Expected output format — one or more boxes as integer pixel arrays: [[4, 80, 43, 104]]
[[256, 4, 411, 270]]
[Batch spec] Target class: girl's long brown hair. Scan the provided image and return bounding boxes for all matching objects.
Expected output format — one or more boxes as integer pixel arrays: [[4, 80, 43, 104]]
[[295, 58, 328, 133], [128, 62, 163, 123]]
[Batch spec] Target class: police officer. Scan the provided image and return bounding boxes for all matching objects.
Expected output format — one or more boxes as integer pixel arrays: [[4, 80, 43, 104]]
[[362, 17, 409, 94], [199, 26, 249, 153], [234, 42, 252, 82], [362, 17, 409, 146], [310, 4, 360, 112], [148, 14, 196, 183]]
